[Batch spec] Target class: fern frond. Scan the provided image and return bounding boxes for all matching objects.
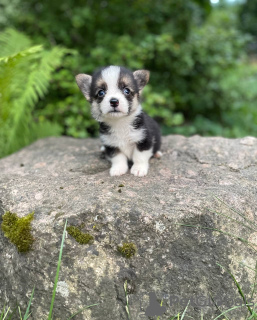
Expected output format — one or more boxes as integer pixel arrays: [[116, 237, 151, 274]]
[[0, 28, 32, 58], [0, 28, 70, 158], [0, 45, 43, 63]]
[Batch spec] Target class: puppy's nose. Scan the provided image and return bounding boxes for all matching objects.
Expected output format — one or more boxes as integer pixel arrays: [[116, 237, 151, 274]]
[[110, 98, 119, 108]]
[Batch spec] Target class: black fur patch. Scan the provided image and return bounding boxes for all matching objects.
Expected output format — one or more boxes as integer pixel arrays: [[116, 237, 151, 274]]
[[90, 67, 108, 103], [104, 145, 120, 158], [135, 112, 161, 154], [118, 67, 139, 115], [132, 114, 144, 129], [119, 67, 139, 93], [127, 104, 132, 115], [137, 137, 152, 151], [99, 122, 111, 135]]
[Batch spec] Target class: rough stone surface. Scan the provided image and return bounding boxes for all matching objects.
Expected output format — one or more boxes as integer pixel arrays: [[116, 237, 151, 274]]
[[0, 135, 257, 319]]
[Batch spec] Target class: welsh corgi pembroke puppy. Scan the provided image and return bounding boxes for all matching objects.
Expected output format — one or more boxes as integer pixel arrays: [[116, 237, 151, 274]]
[[75, 66, 162, 177]]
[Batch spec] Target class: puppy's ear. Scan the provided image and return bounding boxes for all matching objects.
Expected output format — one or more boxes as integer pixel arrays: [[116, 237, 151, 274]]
[[75, 74, 92, 101], [133, 70, 150, 93]]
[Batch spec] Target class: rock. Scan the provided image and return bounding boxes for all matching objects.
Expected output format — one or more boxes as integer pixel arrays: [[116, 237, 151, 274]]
[[0, 135, 257, 319]]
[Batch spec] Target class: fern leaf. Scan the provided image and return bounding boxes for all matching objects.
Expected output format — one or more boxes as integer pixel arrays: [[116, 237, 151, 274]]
[[0, 28, 70, 158], [0, 28, 32, 58]]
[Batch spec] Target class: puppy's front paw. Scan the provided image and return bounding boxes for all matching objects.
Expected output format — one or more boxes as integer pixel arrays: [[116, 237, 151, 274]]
[[131, 164, 149, 177], [110, 164, 128, 176]]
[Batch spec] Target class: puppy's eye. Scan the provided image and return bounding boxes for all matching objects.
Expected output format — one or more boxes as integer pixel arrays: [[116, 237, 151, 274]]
[[123, 88, 130, 95], [98, 90, 105, 97]]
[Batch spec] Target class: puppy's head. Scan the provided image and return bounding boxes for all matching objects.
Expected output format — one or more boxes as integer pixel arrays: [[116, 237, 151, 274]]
[[75, 66, 149, 121]]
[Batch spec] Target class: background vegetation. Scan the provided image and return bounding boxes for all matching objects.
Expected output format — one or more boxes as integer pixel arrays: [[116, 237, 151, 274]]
[[0, 0, 257, 158]]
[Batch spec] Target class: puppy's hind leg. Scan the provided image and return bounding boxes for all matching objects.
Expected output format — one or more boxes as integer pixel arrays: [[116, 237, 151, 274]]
[[154, 151, 163, 158], [100, 145, 106, 152]]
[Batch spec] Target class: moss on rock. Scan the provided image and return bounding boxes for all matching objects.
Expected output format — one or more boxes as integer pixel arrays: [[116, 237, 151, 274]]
[[67, 225, 94, 245], [1, 211, 34, 253], [117, 242, 137, 258]]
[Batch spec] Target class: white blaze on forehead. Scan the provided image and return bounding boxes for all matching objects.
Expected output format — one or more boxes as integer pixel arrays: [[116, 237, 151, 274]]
[[97, 65, 133, 117], [101, 66, 121, 90]]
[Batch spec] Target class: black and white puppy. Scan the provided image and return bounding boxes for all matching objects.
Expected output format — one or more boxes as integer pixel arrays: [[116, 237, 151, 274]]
[[75, 65, 161, 177]]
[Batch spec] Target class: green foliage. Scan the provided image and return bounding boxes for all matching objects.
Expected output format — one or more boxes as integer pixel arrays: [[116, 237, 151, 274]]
[[1, 211, 34, 253], [33, 55, 99, 139], [0, 0, 257, 156], [168, 58, 257, 137], [218, 62, 257, 137], [0, 29, 68, 158], [7, 0, 211, 45], [117, 242, 137, 258], [0, 0, 213, 143], [67, 225, 94, 245], [162, 8, 256, 136], [239, 0, 257, 37]]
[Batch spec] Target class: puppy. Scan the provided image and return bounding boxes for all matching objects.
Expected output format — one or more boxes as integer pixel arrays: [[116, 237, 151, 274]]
[[75, 65, 161, 177]]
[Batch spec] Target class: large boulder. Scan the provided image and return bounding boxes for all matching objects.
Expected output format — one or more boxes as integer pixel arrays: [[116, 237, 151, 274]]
[[0, 135, 257, 320]]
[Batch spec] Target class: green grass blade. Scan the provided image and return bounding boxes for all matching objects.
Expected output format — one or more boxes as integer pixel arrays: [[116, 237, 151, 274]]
[[250, 260, 257, 301], [239, 263, 257, 272], [214, 196, 257, 230], [3, 310, 10, 320], [217, 263, 253, 316], [18, 307, 22, 320], [213, 305, 249, 320], [66, 303, 99, 320], [0, 305, 5, 320], [157, 300, 163, 320], [47, 219, 67, 320], [23, 286, 35, 320], [181, 300, 190, 320], [248, 304, 257, 319], [6, 306, 17, 320], [209, 293, 230, 320], [208, 208, 257, 233], [124, 280, 130, 320], [1, 306, 10, 320]]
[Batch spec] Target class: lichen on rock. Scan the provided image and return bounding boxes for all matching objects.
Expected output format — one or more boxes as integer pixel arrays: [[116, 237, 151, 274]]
[[67, 225, 94, 244], [1, 211, 34, 253]]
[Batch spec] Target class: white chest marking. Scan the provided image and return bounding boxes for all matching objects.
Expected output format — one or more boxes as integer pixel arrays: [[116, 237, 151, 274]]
[[100, 117, 145, 160]]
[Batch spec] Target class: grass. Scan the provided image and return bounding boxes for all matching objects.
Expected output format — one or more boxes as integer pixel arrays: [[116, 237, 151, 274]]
[[172, 196, 257, 320], [1, 197, 257, 319], [164, 304, 257, 320], [0, 220, 98, 319], [157, 300, 164, 320], [121, 196, 257, 320], [124, 280, 131, 320]]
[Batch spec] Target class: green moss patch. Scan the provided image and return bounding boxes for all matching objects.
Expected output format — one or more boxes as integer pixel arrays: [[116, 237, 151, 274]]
[[1, 211, 34, 253], [67, 226, 94, 245], [117, 242, 137, 258]]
